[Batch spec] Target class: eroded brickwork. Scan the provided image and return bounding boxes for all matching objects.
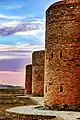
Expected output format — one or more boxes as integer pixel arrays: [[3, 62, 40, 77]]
[[25, 65, 32, 95], [32, 50, 45, 96], [44, 0, 80, 109]]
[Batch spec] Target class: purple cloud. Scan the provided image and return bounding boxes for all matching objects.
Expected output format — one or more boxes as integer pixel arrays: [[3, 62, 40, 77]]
[[0, 57, 31, 72], [0, 21, 43, 36]]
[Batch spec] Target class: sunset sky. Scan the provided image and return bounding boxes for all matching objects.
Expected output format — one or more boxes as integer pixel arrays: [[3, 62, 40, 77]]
[[0, 0, 58, 86]]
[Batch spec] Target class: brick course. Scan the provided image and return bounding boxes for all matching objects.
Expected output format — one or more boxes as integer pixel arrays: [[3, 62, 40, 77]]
[[44, 0, 80, 109], [25, 65, 32, 95], [32, 50, 45, 96]]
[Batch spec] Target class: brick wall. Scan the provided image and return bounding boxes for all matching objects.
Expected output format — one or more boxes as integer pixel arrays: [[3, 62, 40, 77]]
[[25, 65, 32, 95], [44, 1, 80, 109], [32, 50, 45, 96]]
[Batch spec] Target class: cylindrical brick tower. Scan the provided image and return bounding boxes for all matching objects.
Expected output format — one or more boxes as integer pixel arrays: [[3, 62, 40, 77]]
[[32, 50, 45, 96], [25, 64, 32, 95], [44, 0, 80, 110]]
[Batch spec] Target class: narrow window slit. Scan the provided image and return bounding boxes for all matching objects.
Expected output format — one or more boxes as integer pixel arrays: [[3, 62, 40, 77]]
[[51, 52, 53, 58], [60, 86, 63, 93], [45, 86, 47, 93], [60, 51, 62, 58]]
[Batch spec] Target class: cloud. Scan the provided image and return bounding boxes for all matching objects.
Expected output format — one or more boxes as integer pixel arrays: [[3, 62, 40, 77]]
[[0, 43, 44, 50], [0, 43, 44, 58], [0, 70, 25, 86], [0, 21, 21, 27], [0, 19, 44, 37], [0, 18, 45, 72], [14, 29, 42, 36], [0, 43, 44, 72], [0, 56, 15, 60], [0, 14, 34, 20], [5, 5, 24, 9], [0, 58, 30, 71], [0, 4, 24, 9], [0, 53, 31, 60]]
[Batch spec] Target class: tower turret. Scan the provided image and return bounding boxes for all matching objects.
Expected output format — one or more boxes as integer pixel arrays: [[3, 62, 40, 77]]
[[44, 0, 80, 110], [32, 50, 45, 96], [25, 65, 32, 95]]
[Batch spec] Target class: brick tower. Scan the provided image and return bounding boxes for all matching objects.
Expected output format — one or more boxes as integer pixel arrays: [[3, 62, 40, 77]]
[[44, 0, 80, 110], [25, 64, 32, 95], [32, 50, 45, 96]]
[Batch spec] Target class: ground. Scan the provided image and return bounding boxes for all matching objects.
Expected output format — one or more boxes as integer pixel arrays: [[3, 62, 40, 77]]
[[0, 89, 36, 120], [6, 97, 80, 120], [1, 89, 80, 120]]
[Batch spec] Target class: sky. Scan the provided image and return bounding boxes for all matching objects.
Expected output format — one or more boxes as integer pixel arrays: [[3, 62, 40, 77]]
[[0, 0, 59, 86]]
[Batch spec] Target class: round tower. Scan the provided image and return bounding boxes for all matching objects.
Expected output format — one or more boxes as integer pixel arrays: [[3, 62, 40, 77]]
[[25, 64, 32, 95], [32, 50, 45, 96], [44, 0, 80, 110]]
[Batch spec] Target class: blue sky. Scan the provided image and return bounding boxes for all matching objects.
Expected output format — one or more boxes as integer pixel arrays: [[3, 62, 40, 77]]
[[0, 0, 59, 85]]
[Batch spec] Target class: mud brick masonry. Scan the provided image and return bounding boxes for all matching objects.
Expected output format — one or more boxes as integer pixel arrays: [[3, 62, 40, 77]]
[[44, 0, 80, 109], [25, 64, 32, 95], [32, 50, 45, 96], [25, 0, 80, 110]]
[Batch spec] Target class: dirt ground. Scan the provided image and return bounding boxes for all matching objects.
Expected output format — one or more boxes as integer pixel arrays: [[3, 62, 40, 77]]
[[0, 89, 36, 120]]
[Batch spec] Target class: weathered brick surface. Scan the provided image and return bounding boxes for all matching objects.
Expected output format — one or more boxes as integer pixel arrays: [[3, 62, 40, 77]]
[[25, 65, 32, 95], [44, 0, 80, 108], [32, 50, 45, 96], [65, 0, 79, 4]]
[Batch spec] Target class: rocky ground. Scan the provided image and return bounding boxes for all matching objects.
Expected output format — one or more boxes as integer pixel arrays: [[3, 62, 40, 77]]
[[1, 89, 80, 120]]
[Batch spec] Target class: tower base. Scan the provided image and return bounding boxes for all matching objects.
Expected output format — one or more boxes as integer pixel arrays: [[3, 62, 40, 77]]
[[44, 104, 80, 111]]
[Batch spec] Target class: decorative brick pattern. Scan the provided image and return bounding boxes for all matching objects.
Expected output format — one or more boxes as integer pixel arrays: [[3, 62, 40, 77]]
[[32, 50, 45, 96], [25, 65, 32, 95], [44, 0, 80, 109]]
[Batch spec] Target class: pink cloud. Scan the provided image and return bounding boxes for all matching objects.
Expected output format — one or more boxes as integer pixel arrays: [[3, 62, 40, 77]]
[[0, 70, 25, 86]]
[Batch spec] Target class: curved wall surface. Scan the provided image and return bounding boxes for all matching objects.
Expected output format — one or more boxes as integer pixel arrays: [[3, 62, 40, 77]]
[[25, 64, 32, 95], [32, 50, 45, 96], [44, 0, 80, 108]]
